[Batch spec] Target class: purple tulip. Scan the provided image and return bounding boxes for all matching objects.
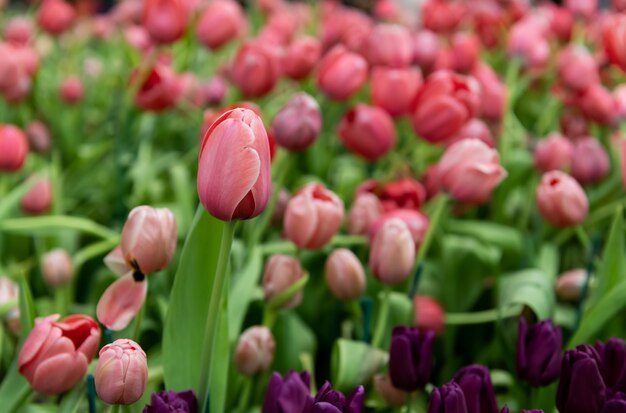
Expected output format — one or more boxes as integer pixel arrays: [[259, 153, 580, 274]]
[[556, 345, 607, 413], [313, 382, 364, 413], [601, 392, 626, 413], [427, 382, 469, 413], [389, 326, 435, 391], [595, 338, 626, 392], [517, 318, 562, 387], [143, 390, 197, 413], [452, 365, 499, 413], [262, 371, 313, 413]]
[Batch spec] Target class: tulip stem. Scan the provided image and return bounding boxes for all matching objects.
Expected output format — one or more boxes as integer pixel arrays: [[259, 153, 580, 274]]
[[236, 378, 253, 413], [132, 301, 145, 343], [199, 220, 236, 413], [372, 287, 391, 349]]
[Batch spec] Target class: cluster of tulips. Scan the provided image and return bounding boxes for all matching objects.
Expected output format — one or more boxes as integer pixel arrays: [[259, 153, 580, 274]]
[[1, 0, 626, 412]]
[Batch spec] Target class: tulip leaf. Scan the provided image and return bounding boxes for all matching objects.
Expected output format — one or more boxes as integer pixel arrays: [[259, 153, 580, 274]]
[[228, 247, 263, 341], [331, 339, 388, 393], [57, 380, 86, 413], [499, 269, 555, 320], [271, 312, 317, 373], [163, 206, 225, 392], [0, 179, 37, 220], [19, 274, 36, 340], [0, 360, 32, 413], [267, 273, 309, 310], [209, 295, 230, 413], [445, 220, 524, 259], [588, 207, 624, 307]]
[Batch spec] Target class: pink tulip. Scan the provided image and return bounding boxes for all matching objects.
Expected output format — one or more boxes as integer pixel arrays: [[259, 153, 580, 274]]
[[37, 0, 76, 36], [565, 0, 597, 20], [132, 64, 182, 112], [421, 0, 465, 33], [348, 193, 383, 235], [0, 276, 20, 335], [371, 66, 422, 117], [284, 183, 344, 249], [571, 137, 610, 184], [262, 255, 305, 309], [59, 76, 84, 105], [124, 25, 153, 53], [560, 112, 589, 139], [446, 118, 494, 148], [203, 76, 228, 105], [142, 0, 188, 44], [230, 41, 280, 98], [472, 1, 506, 49], [4, 17, 34, 46], [95, 339, 148, 405], [603, 14, 626, 73], [369, 218, 415, 284], [26, 121, 51, 153], [438, 139, 507, 204], [555, 269, 586, 302], [0, 125, 28, 172], [21, 178, 52, 215], [556, 45, 598, 92], [451, 32, 480, 73], [338, 104, 396, 161], [507, 21, 550, 71], [19, 314, 100, 395], [365, 24, 413, 68], [196, 0, 246, 50], [234, 326, 275, 377], [413, 295, 445, 335], [412, 30, 440, 73], [534, 133, 574, 173], [325, 248, 366, 300], [283, 36, 322, 81], [369, 209, 429, 250], [575, 84, 617, 125], [471, 62, 506, 122], [97, 273, 148, 331], [42, 249, 74, 287], [316, 45, 368, 101], [104, 246, 131, 276], [536, 170, 588, 227], [271, 92, 321, 151], [121, 206, 177, 277], [198, 108, 271, 221], [539, 4, 573, 42]]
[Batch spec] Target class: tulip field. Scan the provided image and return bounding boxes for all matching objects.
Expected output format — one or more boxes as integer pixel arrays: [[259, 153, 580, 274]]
[[3, 0, 626, 412]]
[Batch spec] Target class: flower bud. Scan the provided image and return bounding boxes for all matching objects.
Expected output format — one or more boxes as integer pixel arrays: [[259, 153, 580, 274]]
[[338, 104, 396, 161], [446, 118, 494, 148], [263, 255, 305, 309], [196, 0, 246, 50], [95, 339, 148, 405], [0, 124, 28, 172], [422, 0, 465, 33], [230, 41, 280, 98], [284, 183, 344, 250], [427, 382, 468, 413], [604, 14, 626, 74], [283, 36, 321, 81], [577, 84, 617, 125], [262, 371, 312, 413], [557, 45, 599, 92], [365, 23, 413, 68], [271, 93, 321, 151], [234, 326, 276, 377], [348, 193, 383, 235], [5, 17, 34, 46], [571, 137, 610, 184], [471, 62, 506, 122], [26, 121, 52, 153], [144, 390, 197, 412], [59, 76, 83, 104], [556, 269, 586, 302], [517, 318, 562, 387], [373, 374, 406, 407], [369, 209, 430, 250], [369, 218, 415, 284], [142, 0, 188, 44], [556, 345, 606, 413], [132, 64, 182, 112], [413, 30, 440, 73], [451, 32, 480, 73], [371, 66, 422, 117], [0, 276, 20, 335], [316, 45, 368, 101], [204, 76, 228, 106], [389, 326, 434, 391], [21, 178, 52, 215], [41, 249, 74, 287], [414, 295, 445, 335], [325, 249, 366, 300], [37, 0, 76, 36], [536, 171, 588, 228], [534, 133, 574, 173], [453, 365, 499, 413]]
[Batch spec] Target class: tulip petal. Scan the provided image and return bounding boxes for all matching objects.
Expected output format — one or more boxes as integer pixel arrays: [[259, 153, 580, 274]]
[[32, 352, 88, 395], [97, 273, 148, 331]]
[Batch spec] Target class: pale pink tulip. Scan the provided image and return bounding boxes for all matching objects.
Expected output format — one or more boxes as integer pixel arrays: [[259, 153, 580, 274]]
[[95, 339, 148, 405], [97, 273, 148, 331]]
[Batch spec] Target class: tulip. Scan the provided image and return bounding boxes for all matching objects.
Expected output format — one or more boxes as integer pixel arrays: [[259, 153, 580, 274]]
[[603, 394, 626, 413], [104, 246, 131, 276], [95, 339, 148, 405], [507, 21, 550, 71], [0, 276, 20, 335], [316, 45, 368, 101], [374, 374, 406, 407], [594, 338, 626, 392], [452, 365, 499, 413], [414, 295, 445, 335], [536, 171, 588, 228], [271, 188, 290, 226], [412, 71, 480, 144], [557, 46, 599, 92], [19, 314, 100, 395], [534, 133, 574, 173], [369, 218, 415, 284], [438, 139, 507, 204], [59, 76, 84, 105], [369, 209, 430, 249], [37, 0, 76, 36], [263, 255, 306, 309], [427, 382, 469, 413], [472, 2, 506, 49], [356, 179, 426, 213], [283, 36, 322, 81], [541, 4, 573, 42], [422, 0, 465, 33], [41, 249, 74, 287], [371, 67, 422, 117], [446, 119, 494, 148], [389, 326, 434, 391], [451, 32, 480, 73], [4, 17, 34, 46], [132, 64, 182, 112], [271, 93, 321, 151], [338, 104, 396, 161], [21, 178, 52, 215], [565, 0, 597, 20], [26, 121, 51, 153], [365, 24, 413, 68], [234, 326, 276, 377], [230, 42, 280, 98], [571, 137, 610, 184], [603, 15, 626, 74], [348, 193, 383, 235], [0, 124, 28, 172], [121, 206, 177, 277], [556, 269, 586, 302], [576, 84, 616, 125], [196, 0, 246, 50], [413, 30, 440, 73], [262, 370, 312, 413], [142, 0, 188, 44], [556, 345, 607, 413], [124, 25, 153, 53], [325, 249, 366, 300], [561, 112, 589, 139], [313, 382, 364, 413], [198, 108, 271, 221], [471, 62, 506, 122], [517, 318, 562, 387], [143, 390, 197, 413], [97, 273, 148, 331], [202, 76, 228, 106], [284, 183, 344, 249]]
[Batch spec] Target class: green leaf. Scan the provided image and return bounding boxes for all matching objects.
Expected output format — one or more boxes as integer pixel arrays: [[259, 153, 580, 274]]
[[271, 312, 316, 373], [589, 207, 624, 307], [0, 179, 37, 220], [19, 275, 36, 340], [499, 269, 555, 319], [0, 360, 32, 413], [331, 339, 387, 393], [267, 274, 309, 310], [163, 206, 224, 392], [57, 380, 86, 413], [446, 220, 524, 258], [209, 300, 230, 413], [228, 247, 263, 341]]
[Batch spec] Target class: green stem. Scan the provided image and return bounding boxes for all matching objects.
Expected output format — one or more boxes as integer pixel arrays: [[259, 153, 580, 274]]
[[0, 216, 119, 240], [416, 194, 448, 266], [445, 305, 522, 325], [237, 378, 253, 413], [73, 238, 120, 271], [199, 221, 236, 411], [372, 286, 391, 349], [53, 285, 70, 316], [259, 235, 368, 256], [262, 307, 277, 329], [132, 301, 145, 343], [575, 226, 591, 252]]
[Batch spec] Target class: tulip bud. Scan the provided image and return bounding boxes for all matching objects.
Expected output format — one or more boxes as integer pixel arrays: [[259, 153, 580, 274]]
[[262, 371, 312, 413], [451, 32, 480, 73], [324, 249, 366, 300], [446, 118, 494, 148], [413, 30, 440, 73], [389, 326, 434, 391], [234, 326, 276, 377], [204, 76, 228, 105], [316, 45, 368, 101], [565, 0, 597, 20], [534, 133, 574, 173], [557, 45, 599, 92], [422, 0, 465, 33], [508, 23, 550, 72], [198, 108, 271, 221], [414, 295, 445, 335], [142, 0, 188, 44], [37, 0, 76, 36], [21, 178, 52, 215], [374, 374, 406, 407], [365, 24, 413, 68], [59, 76, 83, 105], [577, 84, 617, 125], [571, 137, 610, 184], [369, 218, 415, 284], [427, 382, 469, 413], [95, 339, 148, 405], [124, 25, 153, 53], [348, 193, 383, 235], [132, 64, 181, 112], [284, 183, 344, 250], [271, 93, 321, 152], [19, 314, 100, 395], [536, 171, 588, 228], [561, 112, 589, 139], [313, 382, 364, 411], [263, 255, 305, 309], [471, 62, 506, 122], [5, 17, 34, 46], [556, 269, 586, 302], [283, 36, 321, 81], [144, 390, 198, 413], [369, 209, 430, 250], [556, 345, 606, 413], [453, 365, 499, 413], [338, 104, 396, 161], [0, 124, 28, 172], [231, 42, 280, 98], [120, 206, 177, 277], [41, 249, 74, 287], [604, 15, 626, 74], [26, 121, 52, 153], [517, 318, 562, 387], [196, 0, 246, 50], [594, 338, 626, 392], [371, 66, 422, 117]]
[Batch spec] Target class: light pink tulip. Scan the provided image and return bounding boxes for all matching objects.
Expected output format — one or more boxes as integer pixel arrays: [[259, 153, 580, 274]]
[[26, 121, 52, 153], [37, 0, 76, 36], [97, 273, 148, 331], [234, 326, 275, 377], [369, 209, 429, 250], [196, 0, 246, 50], [555, 269, 586, 302], [59, 76, 84, 104], [471, 62, 506, 122], [325, 249, 366, 300], [571, 137, 610, 184], [21, 178, 52, 215], [271, 92, 321, 151], [283, 36, 321, 81], [536, 170, 588, 227], [0, 124, 28, 172], [4, 17, 34, 46], [412, 30, 440, 73], [95, 339, 148, 405], [369, 218, 415, 284], [42, 249, 74, 287], [316, 45, 368, 102], [104, 246, 131, 276], [262, 255, 305, 309], [534, 133, 574, 173], [230, 41, 280, 98], [338, 104, 396, 161], [365, 24, 413, 68], [142, 0, 188, 44], [556, 45, 599, 92], [371, 67, 422, 117], [348, 193, 383, 235]]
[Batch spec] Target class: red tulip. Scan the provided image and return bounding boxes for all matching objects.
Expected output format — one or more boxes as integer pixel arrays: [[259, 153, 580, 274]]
[[451, 32, 480, 73], [576, 84, 617, 125], [230, 41, 280, 98], [196, 0, 246, 50], [142, 0, 188, 44], [557, 45, 598, 92], [603, 14, 626, 73], [316, 45, 368, 101], [4, 17, 34, 46], [59, 76, 84, 105], [539, 4, 573, 42], [422, 0, 465, 33], [560, 112, 589, 139], [412, 30, 440, 73], [446, 118, 494, 148], [132, 64, 182, 112], [571, 137, 610, 184], [471, 1, 506, 49], [471, 63, 506, 122], [565, 0, 597, 20], [283, 36, 322, 81], [21, 178, 52, 215], [537, 171, 588, 227], [413, 295, 445, 335], [534, 133, 574, 173], [365, 24, 413, 68], [37, 0, 76, 36], [371, 67, 422, 117], [338, 104, 396, 161], [0, 125, 28, 172]]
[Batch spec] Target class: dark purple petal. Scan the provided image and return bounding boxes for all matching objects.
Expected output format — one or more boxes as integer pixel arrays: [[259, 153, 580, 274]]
[[453, 365, 498, 413], [557, 350, 606, 413], [278, 372, 314, 413], [389, 333, 419, 391], [262, 373, 285, 413], [346, 386, 364, 413], [313, 402, 343, 413]]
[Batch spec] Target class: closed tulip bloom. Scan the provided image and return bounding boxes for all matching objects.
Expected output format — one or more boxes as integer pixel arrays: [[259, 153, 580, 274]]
[[21, 178, 52, 215], [5, 17, 34, 46], [602, 393, 626, 413], [365, 24, 412, 68], [97, 273, 148, 331], [565, 0, 597, 19], [603, 15, 626, 73], [142, 0, 188, 44], [371, 67, 422, 117], [422, 0, 465, 33], [413, 30, 440, 73], [507, 23, 550, 71], [536, 171, 588, 227], [132, 64, 182, 112], [446, 119, 494, 148], [325, 249, 366, 300], [577, 84, 617, 125], [284, 36, 321, 81], [369, 209, 429, 249], [198, 108, 271, 221], [348, 193, 383, 235], [59, 76, 84, 105], [414, 295, 445, 335], [438, 139, 507, 204], [412, 71, 480, 144], [42, 249, 74, 287], [313, 382, 364, 413], [471, 62, 506, 122], [95, 339, 148, 405], [452, 365, 499, 413], [389, 326, 434, 391], [26, 121, 51, 153], [231, 42, 280, 98], [534, 133, 574, 173], [37, 0, 76, 36], [338, 104, 396, 161], [263, 255, 305, 309], [262, 370, 312, 413], [143, 390, 197, 413], [374, 374, 406, 407], [19, 314, 100, 395], [557, 46, 599, 92], [594, 338, 626, 392], [271, 93, 321, 151], [196, 0, 246, 50], [234, 326, 276, 377], [556, 345, 607, 413], [0, 125, 28, 172], [517, 318, 562, 387], [561, 112, 589, 139], [556, 269, 586, 302], [427, 382, 469, 413], [284, 183, 344, 249], [121, 206, 177, 277], [316, 45, 368, 101], [571, 137, 610, 184], [369, 218, 415, 284], [451, 33, 480, 73]]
